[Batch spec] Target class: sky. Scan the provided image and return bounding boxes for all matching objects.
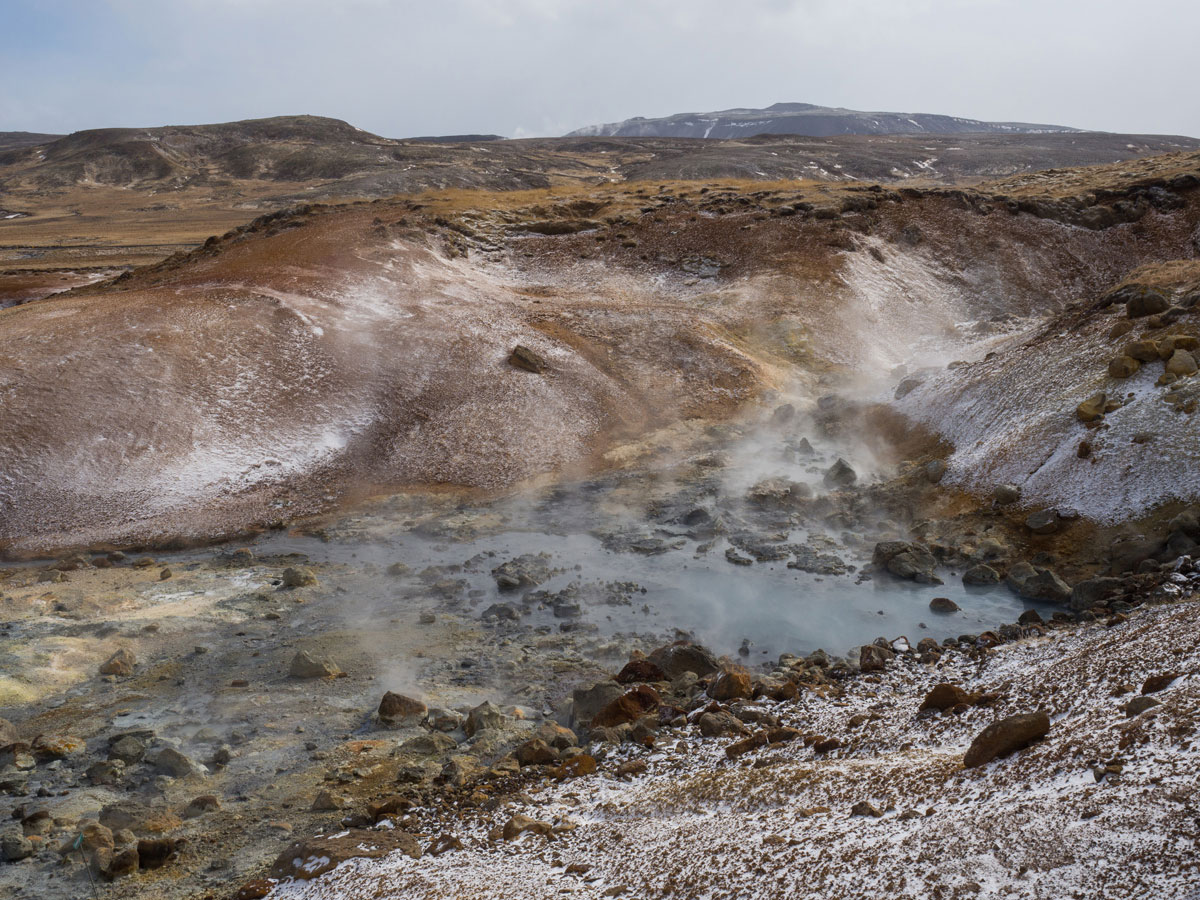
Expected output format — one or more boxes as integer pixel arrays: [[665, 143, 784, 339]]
[[2, 0, 1198, 139]]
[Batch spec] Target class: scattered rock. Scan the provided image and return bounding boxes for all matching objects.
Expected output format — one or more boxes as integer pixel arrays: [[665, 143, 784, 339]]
[[288, 650, 340, 679], [1025, 509, 1060, 535], [514, 738, 557, 767], [920, 683, 970, 712], [615, 659, 666, 684], [962, 564, 1000, 586], [508, 345, 549, 373], [872, 541, 942, 584], [377, 692, 427, 727], [1125, 286, 1170, 318], [824, 458, 857, 488], [963, 711, 1050, 767], [858, 644, 894, 672], [281, 566, 317, 588], [98, 647, 136, 677], [591, 685, 660, 728], [1, 831, 33, 862], [647, 642, 720, 679], [1166, 349, 1198, 377], [709, 666, 752, 702], [464, 701, 504, 737], [993, 484, 1021, 505]]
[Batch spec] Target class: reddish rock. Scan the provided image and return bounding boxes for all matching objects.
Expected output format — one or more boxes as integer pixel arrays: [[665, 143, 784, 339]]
[[920, 684, 970, 712], [858, 644, 894, 673], [552, 754, 597, 780], [99, 648, 136, 677], [591, 685, 660, 728], [963, 711, 1050, 767], [709, 666, 752, 701], [615, 658, 667, 684]]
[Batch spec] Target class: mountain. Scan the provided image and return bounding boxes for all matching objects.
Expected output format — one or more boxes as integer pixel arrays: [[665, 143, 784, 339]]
[[567, 101, 1082, 139]]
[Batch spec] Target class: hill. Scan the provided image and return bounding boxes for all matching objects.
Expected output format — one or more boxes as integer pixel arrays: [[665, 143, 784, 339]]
[[567, 101, 1086, 138]]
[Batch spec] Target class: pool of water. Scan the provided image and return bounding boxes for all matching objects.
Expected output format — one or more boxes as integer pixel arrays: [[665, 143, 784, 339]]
[[247, 526, 1041, 661]]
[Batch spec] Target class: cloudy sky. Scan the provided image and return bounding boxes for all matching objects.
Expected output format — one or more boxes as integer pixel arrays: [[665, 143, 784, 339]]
[[3, 0, 1197, 138]]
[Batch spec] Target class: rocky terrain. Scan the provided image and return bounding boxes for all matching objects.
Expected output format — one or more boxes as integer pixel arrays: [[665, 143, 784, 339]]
[[1, 131, 1199, 900], [567, 100, 1082, 139]]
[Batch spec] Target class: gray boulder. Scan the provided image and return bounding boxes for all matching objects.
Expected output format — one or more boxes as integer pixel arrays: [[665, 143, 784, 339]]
[[872, 541, 943, 585]]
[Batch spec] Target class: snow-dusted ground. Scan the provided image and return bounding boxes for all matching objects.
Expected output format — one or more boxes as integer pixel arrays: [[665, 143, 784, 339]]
[[272, 593, 1200, 900]]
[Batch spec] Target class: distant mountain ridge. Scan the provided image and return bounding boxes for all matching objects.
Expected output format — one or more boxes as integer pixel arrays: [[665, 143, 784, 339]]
[[566, 102, 1082, 139]]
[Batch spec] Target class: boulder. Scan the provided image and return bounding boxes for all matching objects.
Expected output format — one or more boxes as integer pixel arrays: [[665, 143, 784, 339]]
[[1124, 286, 1170, 318], [858, 644, 894, 672], [464, 701, 504, 737], [1124, 340, 1161, 362], [1006, 562, 1070, 604], [1069, 576, 1124, 611], [1107, 356, 1141, 379], [925, 459, 948, 483], [0, 717, 19, 746], [1077, 391, 1109, 420], [1025, 509, 1060, 535], [823, 458, 857, 488], [920, 683, 969, 712], [1, 831, 33, 862], [281, 566, 317, 588], [963, 711, 1050, 767], [508, 345, 549, 373], [849, 801, 883, 817], [962, 564, 1000, 586], [514, 738, 557, 767], [1166, 349, 1198, 377], [993, 484, 1021, 505], [1142, 673, 1179, 694], [1109, 534, 1161, 574], [647, 642, 720, 679], [288, 650, 340, 679], [929, 597, 960, 613], [147, 746, 201, 778], [377, 692, 427, 727], [591, 685, 660, 728], [98, 648, 136, 677], [709, 666, 752, 702], [698, 710, 749, 737], [271, 830, 420, 880], [1019, 569, 1071, 604], [615, 658, 666, 684], [872, 541, 942, 584]]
